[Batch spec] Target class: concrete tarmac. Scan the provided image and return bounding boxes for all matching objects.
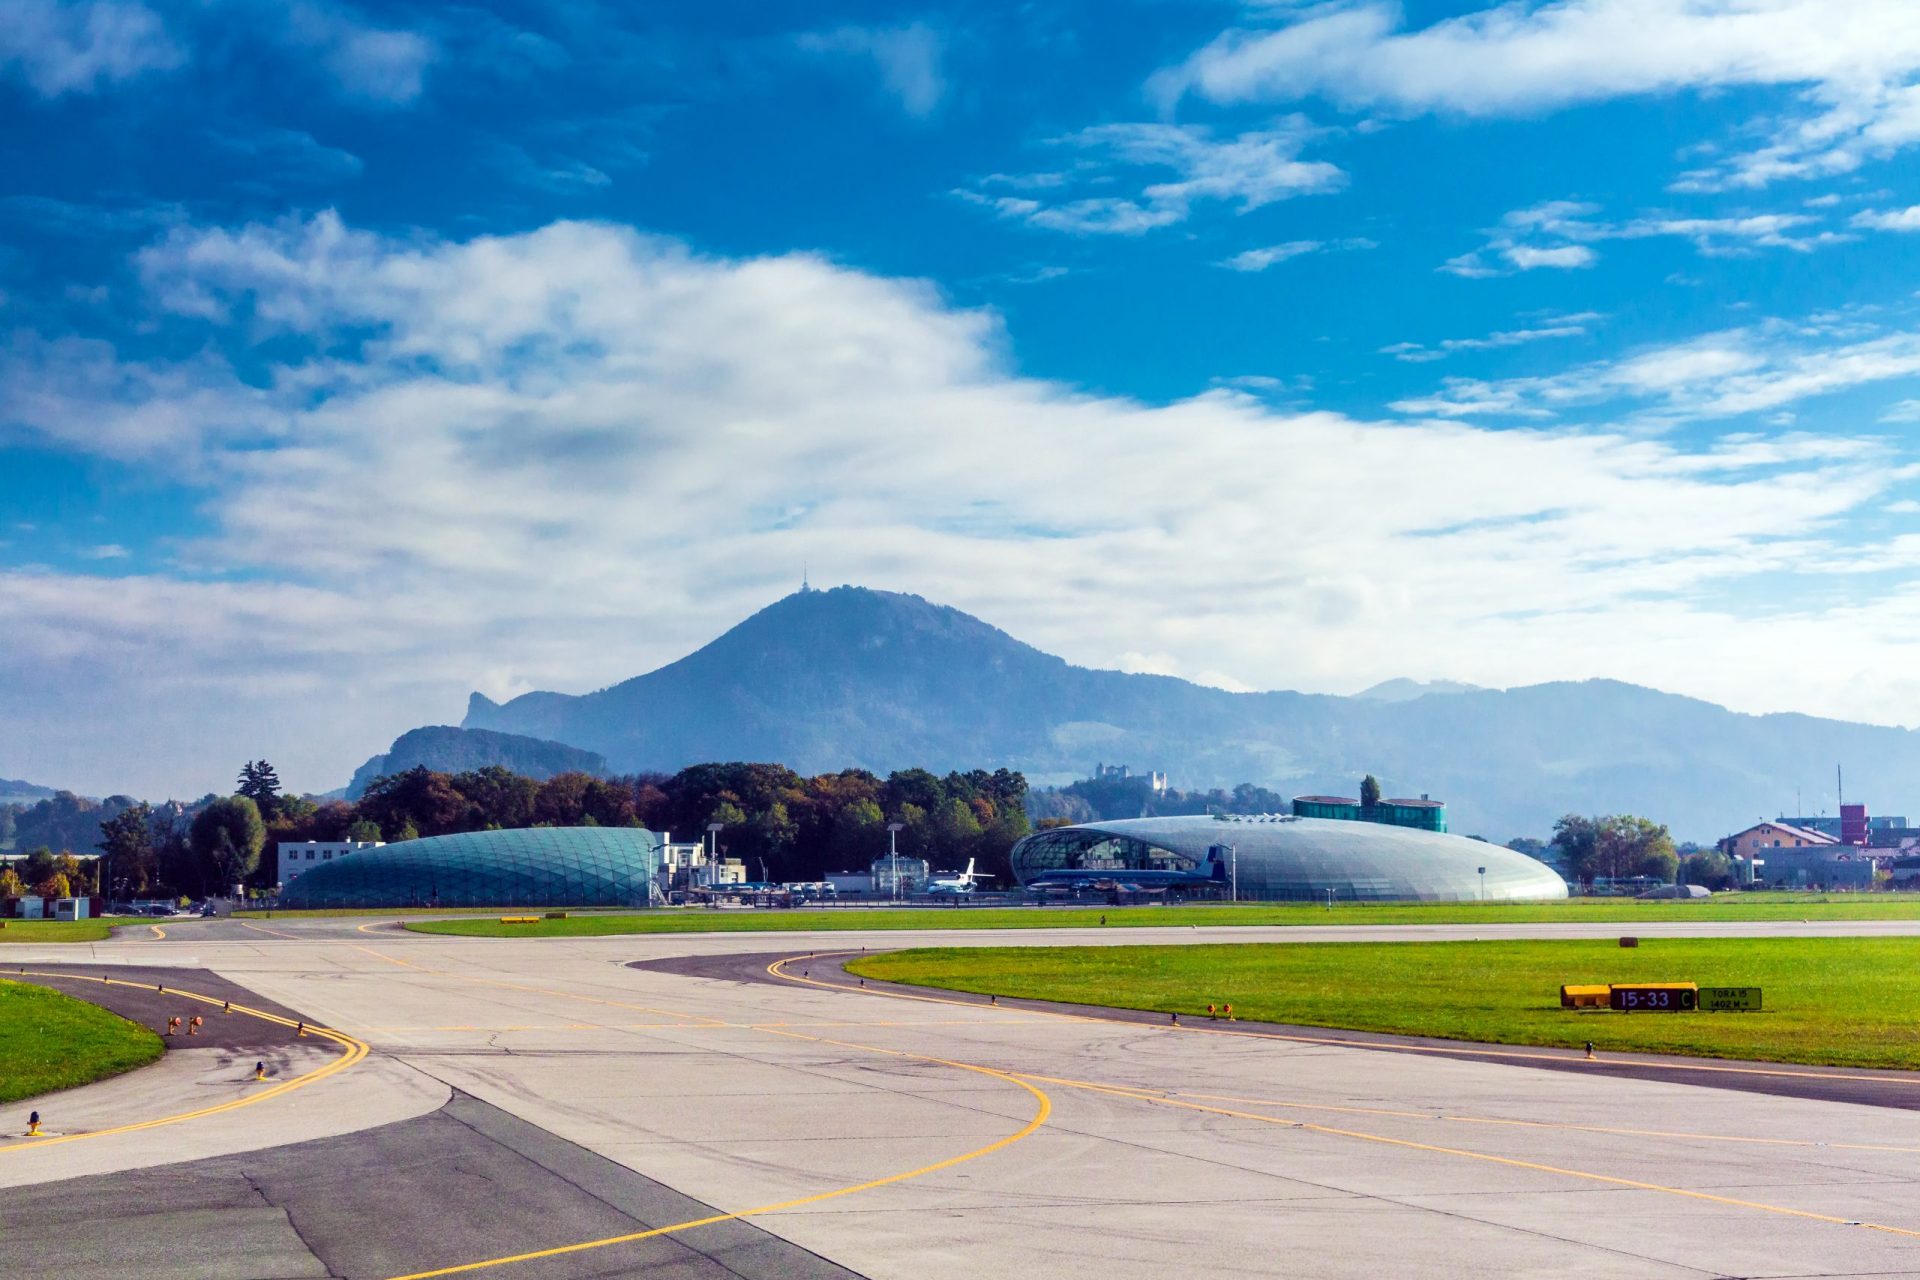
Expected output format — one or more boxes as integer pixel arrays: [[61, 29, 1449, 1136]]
[[5, 919, 1920, 1278]]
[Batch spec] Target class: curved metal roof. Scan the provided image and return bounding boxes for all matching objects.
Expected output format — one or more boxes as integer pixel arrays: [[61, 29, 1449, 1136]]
[[282, 826, 661, 909], [1011, 814, 1566, 903]]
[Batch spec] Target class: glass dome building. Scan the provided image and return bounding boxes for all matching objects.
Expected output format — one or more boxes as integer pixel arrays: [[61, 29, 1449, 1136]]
[[1010, 814, 1566, 903], [281, 827, 663, 909]]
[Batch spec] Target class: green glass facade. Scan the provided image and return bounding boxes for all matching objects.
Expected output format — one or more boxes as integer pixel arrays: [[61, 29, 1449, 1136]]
[[1290, 796, 1447, 832], [282, 827, 663, 909]]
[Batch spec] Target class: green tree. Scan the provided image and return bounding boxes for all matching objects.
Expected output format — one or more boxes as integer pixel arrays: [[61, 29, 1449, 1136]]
[[1360, 774, 1383, 809], [35, 871, 71, 900], [237, 761, 284, 821], [345, 818, 383, 843], [97, 801, 156, 897], [1551, 814, 1601, 885], [189, 796, 266, 890]]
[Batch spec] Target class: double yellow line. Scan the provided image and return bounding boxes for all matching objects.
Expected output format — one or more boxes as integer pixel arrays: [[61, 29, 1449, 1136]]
[[1, 971, 368, 1152]]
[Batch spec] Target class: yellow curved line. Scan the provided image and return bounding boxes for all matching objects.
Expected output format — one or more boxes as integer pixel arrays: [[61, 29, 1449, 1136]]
[[237, 920, 304, 941], [381, 1032, 1050, 1279], [148, 924, 165, 940], [1, 972, 369, 1153]]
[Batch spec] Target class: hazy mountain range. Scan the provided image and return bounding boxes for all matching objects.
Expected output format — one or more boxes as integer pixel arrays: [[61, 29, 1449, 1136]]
[[345, 726, 608, 799], [352, 586, 1920, 841]]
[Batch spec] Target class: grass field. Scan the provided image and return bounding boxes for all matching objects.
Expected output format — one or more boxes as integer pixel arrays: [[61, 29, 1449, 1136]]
[[0, 920, 113, 944], [848, 937, 1920, 1070], [406, 893, 1920, 938], [0, 980, 165, 1102]]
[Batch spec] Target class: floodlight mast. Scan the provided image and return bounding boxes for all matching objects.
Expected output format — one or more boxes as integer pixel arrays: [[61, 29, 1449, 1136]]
[[886, 823, 906, 902], [706, 823, 725, 889]]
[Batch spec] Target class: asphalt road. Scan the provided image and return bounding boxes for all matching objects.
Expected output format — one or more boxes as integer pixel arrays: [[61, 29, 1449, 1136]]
[[4, 917, 1920, 1278]]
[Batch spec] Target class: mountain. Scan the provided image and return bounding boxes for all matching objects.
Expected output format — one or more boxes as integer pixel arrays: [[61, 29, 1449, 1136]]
[[0, 778, 58, 806], [453, 585, 1920, 842], [346, 726, 608, 799], [1354, 678, 1486, 703]]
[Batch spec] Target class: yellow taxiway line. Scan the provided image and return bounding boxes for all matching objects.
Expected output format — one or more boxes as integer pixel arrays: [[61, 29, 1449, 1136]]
[[370, 963, 1053, 1280], [0, 971, 369, 1153]]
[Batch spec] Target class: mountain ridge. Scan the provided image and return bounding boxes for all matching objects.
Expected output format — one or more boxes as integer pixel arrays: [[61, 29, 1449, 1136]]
[[450, 585, 1920, 841]]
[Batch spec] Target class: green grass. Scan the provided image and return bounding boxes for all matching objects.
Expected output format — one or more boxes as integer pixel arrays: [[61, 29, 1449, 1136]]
[[0, 920, 113, 943], [0, 980, 166, 1103], [405, 893, 1920, 939], [848, 937, 1920, 1070]]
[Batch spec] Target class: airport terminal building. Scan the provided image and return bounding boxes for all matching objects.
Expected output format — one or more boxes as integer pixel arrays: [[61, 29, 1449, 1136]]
[[281, 826, 663, 909], [1009, 814, 1567, 903]]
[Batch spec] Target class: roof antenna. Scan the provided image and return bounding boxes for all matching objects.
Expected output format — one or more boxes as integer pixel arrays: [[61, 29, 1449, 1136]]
[[801, 561, 812, 593]]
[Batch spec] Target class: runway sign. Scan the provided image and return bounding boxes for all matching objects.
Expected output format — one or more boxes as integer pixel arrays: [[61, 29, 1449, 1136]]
[[1559, 984, 1611, 1008], [1609, 983, 1697, 1012], [1697, 987, 1762, 1012]]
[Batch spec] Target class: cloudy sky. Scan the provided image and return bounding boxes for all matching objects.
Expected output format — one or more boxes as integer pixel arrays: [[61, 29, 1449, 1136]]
[[6, 0, 1920, 799]]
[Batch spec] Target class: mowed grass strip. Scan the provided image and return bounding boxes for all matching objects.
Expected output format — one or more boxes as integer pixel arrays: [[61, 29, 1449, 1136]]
[[0, 920, 112, 944], [849, 938, 1920, 1071], [0, 980, 165, 1103], [407, 894, 1920, 938]]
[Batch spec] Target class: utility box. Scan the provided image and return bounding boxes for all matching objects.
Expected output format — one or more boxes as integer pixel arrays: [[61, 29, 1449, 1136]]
[[17, 896, 44, 920], [53, 897, 90, 921]]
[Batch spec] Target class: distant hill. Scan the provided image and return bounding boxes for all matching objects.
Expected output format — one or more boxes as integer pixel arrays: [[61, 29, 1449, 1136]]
[[1355, 678, 1486, 702], [0, 778, 58, 806], [450, 585, 1920, 841], [346, 726, 608, 799]]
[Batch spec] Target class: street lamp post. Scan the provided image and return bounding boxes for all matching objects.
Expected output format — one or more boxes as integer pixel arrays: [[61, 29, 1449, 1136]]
[[1324, 886, 1333, 912], [706, 823, 725, 891], [1227, 844, 1238, 904], [886, 823, 905, 902]]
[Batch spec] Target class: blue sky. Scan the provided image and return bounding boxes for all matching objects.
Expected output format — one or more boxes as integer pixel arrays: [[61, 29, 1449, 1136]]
[[6, 0, 1920, 798]]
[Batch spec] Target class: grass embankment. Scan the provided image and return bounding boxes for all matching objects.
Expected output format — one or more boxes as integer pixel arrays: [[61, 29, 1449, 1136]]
[[0, 920, 112, 944], [849, 938, 1920, 1071], [407, 894, 1920, 939], [0, 980, 165, 1102]]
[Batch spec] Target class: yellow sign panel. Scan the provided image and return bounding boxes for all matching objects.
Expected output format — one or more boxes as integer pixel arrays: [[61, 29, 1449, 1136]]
[[1698, 987, 1763, 1012]]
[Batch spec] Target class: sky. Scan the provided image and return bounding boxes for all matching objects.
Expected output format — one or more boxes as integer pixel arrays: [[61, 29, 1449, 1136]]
[[6, 0, 1920, 799]]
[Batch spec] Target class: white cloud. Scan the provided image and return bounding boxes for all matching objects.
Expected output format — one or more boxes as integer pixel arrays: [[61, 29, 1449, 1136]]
[[6, 213, 1920, 794], [797, 22, 946, 117], [1444, 199, 1845, 275], [1393, 321, 1920, 422], [79, 543, 129, 559], [1157, 1, 1920, 189], [0, 0, 183, 96], [1384, 313, 1602, 362], [1853, 205, 1920, 231], [1218, 237, 1374, 272], [961, 119, 1344, 236], [1504, 244, 1596, 271], [282, 2, 435, 104], [205, 127, 363, 184]]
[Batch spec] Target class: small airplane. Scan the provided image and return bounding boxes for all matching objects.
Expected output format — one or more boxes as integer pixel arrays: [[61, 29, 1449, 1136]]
[[926, 859, 989, 895]]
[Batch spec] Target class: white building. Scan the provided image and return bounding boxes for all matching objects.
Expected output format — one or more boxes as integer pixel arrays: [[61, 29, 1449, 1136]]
[[278, 840, 383, 885]]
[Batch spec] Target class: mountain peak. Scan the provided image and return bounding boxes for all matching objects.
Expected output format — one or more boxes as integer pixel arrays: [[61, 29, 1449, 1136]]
[[1355, 678, 1486, 703]]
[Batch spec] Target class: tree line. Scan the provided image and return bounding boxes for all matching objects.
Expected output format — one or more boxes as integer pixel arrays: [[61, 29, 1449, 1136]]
[[4, 760, 1034, 899]]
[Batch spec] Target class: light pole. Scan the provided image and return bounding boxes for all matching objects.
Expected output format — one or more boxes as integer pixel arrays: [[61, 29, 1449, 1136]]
[[1478, 866, 1486, 902], [706, 823, 725, 890], [1324, 886, 1333, 912], [886, 823, 905, 902], [1227, 844, 1238, 904]]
